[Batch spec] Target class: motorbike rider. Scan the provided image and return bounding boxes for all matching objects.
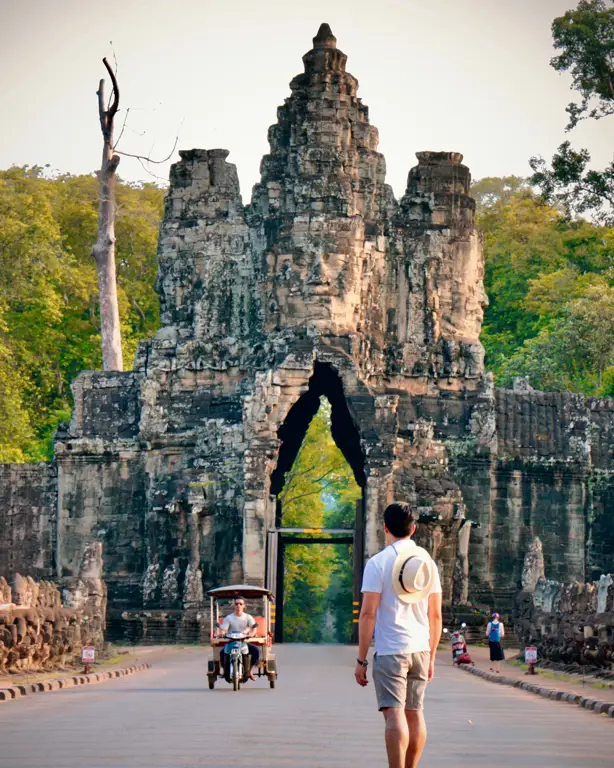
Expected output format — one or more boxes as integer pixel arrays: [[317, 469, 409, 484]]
[[217, 596, 260, 680]]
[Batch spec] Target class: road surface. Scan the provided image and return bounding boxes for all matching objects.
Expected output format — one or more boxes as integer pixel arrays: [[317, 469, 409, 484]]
[[0, 645, 611, 767]]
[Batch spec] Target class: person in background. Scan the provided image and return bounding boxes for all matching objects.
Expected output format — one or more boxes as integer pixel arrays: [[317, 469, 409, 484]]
[[486, 612, 505, 673]]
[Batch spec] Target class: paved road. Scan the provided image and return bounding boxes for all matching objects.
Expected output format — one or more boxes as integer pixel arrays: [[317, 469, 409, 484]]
[[0, 645, 611, 767]]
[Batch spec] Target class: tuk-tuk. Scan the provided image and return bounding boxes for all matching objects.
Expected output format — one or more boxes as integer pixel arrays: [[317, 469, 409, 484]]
[[206, 584, 277, 690]]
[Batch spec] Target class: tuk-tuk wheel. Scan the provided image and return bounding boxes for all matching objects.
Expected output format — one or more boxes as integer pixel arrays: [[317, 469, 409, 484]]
[[269, 677, 276, 689], [208, 680, 215, 690]]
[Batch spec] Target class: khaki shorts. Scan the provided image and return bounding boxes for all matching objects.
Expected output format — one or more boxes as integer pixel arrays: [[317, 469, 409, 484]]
[[372, 651, 430, 711]]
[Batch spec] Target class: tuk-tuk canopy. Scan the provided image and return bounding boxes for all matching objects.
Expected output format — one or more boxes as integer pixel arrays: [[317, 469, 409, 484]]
[[207, 584, 274, 600]]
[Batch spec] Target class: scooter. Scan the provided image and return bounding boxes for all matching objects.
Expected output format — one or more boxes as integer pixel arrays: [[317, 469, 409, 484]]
[[443, 622, 474, 666], [223, 631, 251, 691]]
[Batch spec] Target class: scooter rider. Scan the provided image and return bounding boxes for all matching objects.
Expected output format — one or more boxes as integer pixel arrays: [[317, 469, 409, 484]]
[[217, 597, 260, 680]]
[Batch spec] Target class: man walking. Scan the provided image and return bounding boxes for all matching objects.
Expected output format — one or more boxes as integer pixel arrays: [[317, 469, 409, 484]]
[[355, 502, 442, 768]]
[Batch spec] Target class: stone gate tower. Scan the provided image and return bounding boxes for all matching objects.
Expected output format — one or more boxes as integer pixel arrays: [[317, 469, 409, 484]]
[[2, 25, 613, 639]]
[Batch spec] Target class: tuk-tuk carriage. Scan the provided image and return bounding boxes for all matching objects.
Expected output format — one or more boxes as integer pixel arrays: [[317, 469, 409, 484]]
[[207, 584, 277, 690]]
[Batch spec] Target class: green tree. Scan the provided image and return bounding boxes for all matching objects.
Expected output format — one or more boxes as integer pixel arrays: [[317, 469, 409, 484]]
[[551, 0, 614, 128], [475, 177, 614, 391], [0, 302, 34, 462], [0, 166, 163, 461], [499, 284, 614, 393], [479, 191, 568, 366], [324, 500, 358, 643], [530, 1, 614, 224], [471, 176, 529, 215], [280, 399, 361, 642]]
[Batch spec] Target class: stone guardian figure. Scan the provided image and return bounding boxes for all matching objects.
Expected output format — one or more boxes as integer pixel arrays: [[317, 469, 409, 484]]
[[521, 536, 545, 593]]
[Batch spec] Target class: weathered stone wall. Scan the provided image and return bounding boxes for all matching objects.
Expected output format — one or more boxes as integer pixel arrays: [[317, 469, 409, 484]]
[[514, 572, 614, 669], [0, 463, 56, 580], [446, 387, 614, 608]]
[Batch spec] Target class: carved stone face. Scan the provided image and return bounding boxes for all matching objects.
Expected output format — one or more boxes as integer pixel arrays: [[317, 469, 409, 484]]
[[268, 247, 358, 333], [438, 233, 489, 344], [79, 542, 103, 582], [265, 216, 367, 335], [62, 580, 87, 611], [13, 575, 28, 607]]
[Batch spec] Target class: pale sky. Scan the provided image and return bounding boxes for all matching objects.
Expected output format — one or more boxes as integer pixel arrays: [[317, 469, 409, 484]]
[[1, 0, 611, 199]]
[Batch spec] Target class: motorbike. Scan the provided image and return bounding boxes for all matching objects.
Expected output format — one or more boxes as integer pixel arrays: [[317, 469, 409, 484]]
[[443, 622, 474, 666], [223, 631, 251, 691], [207, 584, 277, 691]]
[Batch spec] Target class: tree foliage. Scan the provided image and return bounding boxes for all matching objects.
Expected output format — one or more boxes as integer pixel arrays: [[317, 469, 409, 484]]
[[471, 176, 530, 214], [0, 166, 163, 461], [551, 0, 614, 128], [530, 1, 614, 224], [280, 399, 361, 643], [477, 177, 614, 395], [499, 284, 614, 393], [531, 141, 614, 224]]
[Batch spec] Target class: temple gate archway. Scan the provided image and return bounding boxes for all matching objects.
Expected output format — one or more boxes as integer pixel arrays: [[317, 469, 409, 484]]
[[266, 362, 366, 642]]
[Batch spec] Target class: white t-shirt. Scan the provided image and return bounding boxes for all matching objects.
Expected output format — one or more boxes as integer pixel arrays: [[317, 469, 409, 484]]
[[221, 613, 256, 634], [361, 539, 442, 655]]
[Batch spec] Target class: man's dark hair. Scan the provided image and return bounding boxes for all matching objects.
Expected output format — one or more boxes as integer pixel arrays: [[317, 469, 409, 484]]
[[383, 502, 418, 538]]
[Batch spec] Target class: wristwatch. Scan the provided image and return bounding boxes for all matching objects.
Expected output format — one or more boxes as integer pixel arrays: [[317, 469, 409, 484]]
[[356, 658, 368, 667]]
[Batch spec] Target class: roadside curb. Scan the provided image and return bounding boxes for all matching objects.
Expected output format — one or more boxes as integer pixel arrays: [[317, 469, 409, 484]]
[[0, 663, 152, 704], [460, 665, 614, 719]]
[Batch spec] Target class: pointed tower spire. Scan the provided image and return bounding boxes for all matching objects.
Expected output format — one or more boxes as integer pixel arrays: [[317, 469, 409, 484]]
[[302, 21, 346, 75], [313, 23, 336, 49], [252, 25, 393, 224]]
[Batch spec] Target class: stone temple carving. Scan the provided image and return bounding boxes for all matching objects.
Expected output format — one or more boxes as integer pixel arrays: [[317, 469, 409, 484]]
[[0, 552, 106, 674], [1, 24, 614, 640], [521, 536, 545, 593], [514, 570, 614, 667], [597, 574, 613, 614]]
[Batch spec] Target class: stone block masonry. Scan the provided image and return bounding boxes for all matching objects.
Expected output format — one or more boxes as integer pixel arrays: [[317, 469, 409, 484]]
[[0, 463, 56, 580], [0, 24, 613, 640]]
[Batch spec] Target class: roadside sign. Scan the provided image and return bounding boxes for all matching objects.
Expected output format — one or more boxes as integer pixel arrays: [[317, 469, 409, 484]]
[[81, 646, 96, 663], [525, 646, 537, 664]]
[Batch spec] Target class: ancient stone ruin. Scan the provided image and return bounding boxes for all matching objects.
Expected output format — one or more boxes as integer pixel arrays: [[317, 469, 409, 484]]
[[0, 543, 106, 673], [515, 540, 614, 671], [0, 24, 613, 642]]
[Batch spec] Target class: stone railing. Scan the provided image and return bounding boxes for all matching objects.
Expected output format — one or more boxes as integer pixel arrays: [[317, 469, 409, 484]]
[[0, 543, 107, 674], [513, 574, 614, 669]]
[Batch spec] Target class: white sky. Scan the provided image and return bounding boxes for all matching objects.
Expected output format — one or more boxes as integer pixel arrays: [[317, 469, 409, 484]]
[[1, 0, 611, 199]]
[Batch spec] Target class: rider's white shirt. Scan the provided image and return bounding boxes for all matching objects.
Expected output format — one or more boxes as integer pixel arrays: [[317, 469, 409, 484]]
[[221, 613, 256, 634], [361, 539, 442, 656]]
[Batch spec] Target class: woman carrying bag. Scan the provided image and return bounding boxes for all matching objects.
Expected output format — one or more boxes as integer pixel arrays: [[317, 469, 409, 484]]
[[486, 612, 505, 673]]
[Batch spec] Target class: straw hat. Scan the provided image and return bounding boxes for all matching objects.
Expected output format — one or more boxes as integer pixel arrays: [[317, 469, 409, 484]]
[[391, 541, 436, 604]]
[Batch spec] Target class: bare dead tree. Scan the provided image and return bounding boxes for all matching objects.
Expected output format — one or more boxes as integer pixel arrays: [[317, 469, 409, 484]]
[[92, 57, 123, 371]]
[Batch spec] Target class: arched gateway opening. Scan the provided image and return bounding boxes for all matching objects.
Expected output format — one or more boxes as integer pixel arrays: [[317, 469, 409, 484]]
[[267, 363, 366, 643]]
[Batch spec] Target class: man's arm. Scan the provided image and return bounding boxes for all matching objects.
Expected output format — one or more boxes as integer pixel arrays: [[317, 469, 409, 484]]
[[355, 591, 381, 687], [216, 617, 229, 637], [427, 591, 442, 682]]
